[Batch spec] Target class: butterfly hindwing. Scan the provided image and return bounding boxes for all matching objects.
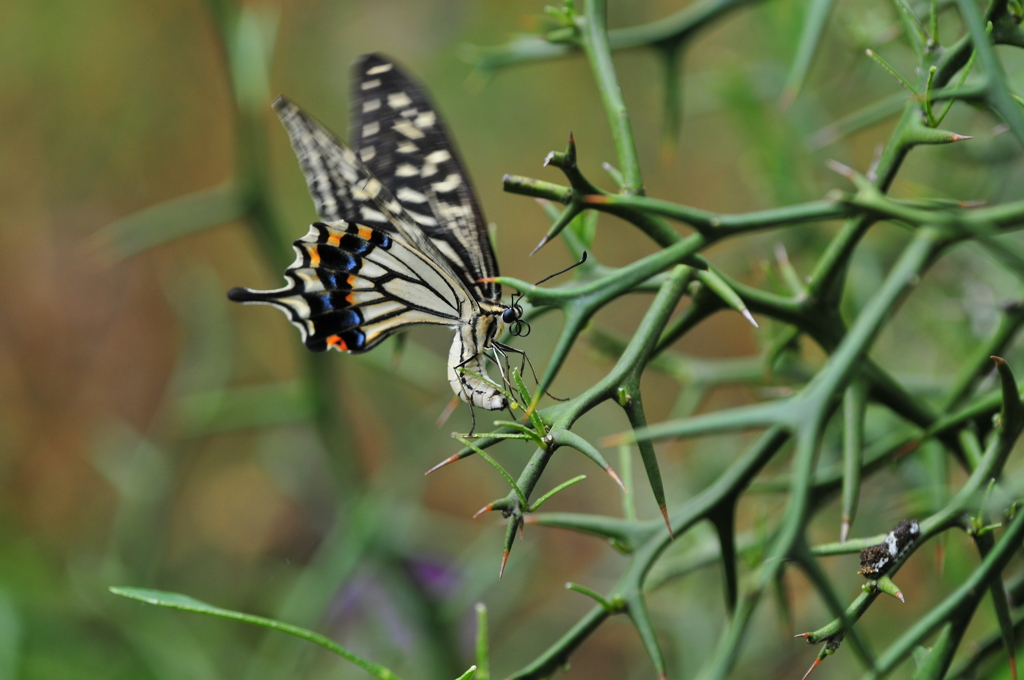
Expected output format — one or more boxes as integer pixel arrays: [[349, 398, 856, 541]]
[[228, 221, 465, 353], [350, 53, 500, 302]]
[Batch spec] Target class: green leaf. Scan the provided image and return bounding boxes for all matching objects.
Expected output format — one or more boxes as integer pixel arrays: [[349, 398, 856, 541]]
[[458, 438, 528, 508], [565, 582, 614, 612], [530, 475, 587, 511], [109, 588, 402, 680], [474, 603, 490, 680], [512, 368, 547, 435], [454, 666, 477, 680]]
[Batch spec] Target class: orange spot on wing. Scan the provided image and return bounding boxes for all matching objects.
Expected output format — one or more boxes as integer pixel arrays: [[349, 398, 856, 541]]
[[327, 233, 341, 246], [345, 275, 358, 304], [309, 245, 320, 268], [358, 226, 374, 240], [327, 334, 349, 352]]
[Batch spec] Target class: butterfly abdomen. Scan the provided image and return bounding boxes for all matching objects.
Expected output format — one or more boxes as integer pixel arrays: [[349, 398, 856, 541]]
[[447, 322, 506, 411]]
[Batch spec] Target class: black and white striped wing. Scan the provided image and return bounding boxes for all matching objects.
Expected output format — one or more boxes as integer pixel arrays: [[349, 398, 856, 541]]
[[271, 96, 468, 295], [228, 221, 466, 353], [350, 53, 500, 303]]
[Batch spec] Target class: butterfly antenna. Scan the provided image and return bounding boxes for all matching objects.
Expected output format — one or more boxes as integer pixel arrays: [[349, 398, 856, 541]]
[[532, 251, 588, 287]]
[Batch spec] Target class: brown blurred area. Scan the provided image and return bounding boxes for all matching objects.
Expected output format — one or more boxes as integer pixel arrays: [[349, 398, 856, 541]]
[[1, 1, 1016, 679]]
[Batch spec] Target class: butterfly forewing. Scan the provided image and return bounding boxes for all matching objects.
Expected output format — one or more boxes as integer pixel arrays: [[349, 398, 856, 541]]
[[350, 53, 500, 302]]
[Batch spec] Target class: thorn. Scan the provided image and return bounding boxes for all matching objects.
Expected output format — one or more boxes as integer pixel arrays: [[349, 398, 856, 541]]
[[543, 151, 555, 167], [866, 143, 883, 182], [425, 453, 461, 476], [605, 465, 627, 492], [568, 130, 575, 145], [949, 133, 973, 141], [1009, 653, 1018, 680], [499, 550, 510, 579], [523, 514, 538, 525], [794, 632, 812, 639], [529, 234, 551, 257], [895, 439, 920, 458], [519, 520, 525, 539], [826, 159, 855, 179], [875, 575, 905, 602], [436, 395, 460, 427], [475, 276, 498, 283], [840, 518, 851, 543], [992, 355, 1006, 367], [740, 307, 759, 328], [775, 242, 790, 265], [474, 504, 494, 519], [800, 657, 823, 680], [660, 505, 674, 539], [659, 674, 667, 680]]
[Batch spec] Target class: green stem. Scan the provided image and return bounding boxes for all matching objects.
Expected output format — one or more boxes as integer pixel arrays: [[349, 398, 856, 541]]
[[580, 0, 644, 194]]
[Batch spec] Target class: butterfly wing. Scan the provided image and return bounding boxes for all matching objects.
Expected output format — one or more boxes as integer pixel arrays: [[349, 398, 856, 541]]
[[271, 96, 468, 296], [349, 53, 500, 303], [228, 220, 467, 353]]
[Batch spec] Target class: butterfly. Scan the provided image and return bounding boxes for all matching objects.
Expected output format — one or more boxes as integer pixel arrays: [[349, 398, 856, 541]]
[[227, 54, 526, 411]]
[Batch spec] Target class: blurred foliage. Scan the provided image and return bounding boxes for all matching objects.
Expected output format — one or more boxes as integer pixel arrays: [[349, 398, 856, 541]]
[[3, 1, 1024, 680]]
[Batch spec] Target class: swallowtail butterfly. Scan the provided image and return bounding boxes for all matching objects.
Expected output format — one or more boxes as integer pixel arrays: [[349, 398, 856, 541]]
[[228, 54, 523, 410]]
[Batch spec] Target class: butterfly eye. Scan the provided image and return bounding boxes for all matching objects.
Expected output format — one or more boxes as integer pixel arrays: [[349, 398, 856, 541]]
[[502, 308, 518, 324]]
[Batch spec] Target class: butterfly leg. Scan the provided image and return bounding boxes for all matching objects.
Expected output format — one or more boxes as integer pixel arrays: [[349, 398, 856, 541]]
[[489, 345, 521, 420], [492, 341, 530, 379], [488, 345, 518, 397], [451, 353, 479, 436], [493, 342, 570, 403]]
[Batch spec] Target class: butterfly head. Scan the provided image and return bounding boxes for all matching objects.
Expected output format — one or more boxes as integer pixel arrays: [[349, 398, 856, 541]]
[[495, 251, 590, 339], [502, 300, 530, 338]]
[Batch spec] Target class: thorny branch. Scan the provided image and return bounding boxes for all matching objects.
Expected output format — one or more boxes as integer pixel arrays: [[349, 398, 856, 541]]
[[451, 0, 1024, 678]]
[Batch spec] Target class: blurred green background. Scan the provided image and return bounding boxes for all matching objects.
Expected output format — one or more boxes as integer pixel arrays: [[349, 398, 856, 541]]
[[2, 0, 1023, 679]]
